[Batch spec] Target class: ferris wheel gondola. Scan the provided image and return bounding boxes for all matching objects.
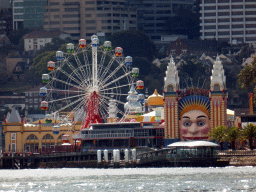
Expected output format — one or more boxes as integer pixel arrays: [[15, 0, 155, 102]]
[[40, 35, 142, 133]]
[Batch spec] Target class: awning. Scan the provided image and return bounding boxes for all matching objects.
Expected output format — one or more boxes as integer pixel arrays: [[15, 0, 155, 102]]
[[167, 140, 219, 147]]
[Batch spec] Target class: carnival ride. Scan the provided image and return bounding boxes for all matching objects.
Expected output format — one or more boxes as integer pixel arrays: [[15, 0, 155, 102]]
[[39, 35, 145, 138]]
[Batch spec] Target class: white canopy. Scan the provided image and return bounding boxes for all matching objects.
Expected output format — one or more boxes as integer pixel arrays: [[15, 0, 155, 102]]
[[167, 140, 219, 147]]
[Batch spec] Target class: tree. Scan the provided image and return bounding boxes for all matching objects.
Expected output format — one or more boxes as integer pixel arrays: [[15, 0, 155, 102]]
[[108, 30, 157, 61], [39, 37, 72, 53], [241, 123, 256, 150], [164, 8, 200, 39], [226, 126, 241, 150], [178, 56, 210, 89], [238, 57, 256, 102], [208, 126, 227, 150]]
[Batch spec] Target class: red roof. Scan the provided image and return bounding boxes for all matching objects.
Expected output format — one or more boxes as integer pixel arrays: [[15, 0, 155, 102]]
[[24, 31, 62, 39]]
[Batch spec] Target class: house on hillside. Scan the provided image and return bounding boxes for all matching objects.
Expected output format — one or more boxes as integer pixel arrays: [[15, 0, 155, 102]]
[[12, 61, 28, 80], [5, 51, 37, 78], [167, 39, 218, 56], [0, 34, 10, 46], [24, 30, 72, 52]]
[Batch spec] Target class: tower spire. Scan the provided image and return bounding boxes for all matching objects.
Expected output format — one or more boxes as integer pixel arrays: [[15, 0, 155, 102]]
[[164, 56, 179, 92], [210, 55, 226, 91]]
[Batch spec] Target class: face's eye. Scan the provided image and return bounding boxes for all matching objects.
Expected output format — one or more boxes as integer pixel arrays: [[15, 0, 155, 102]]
[[183, 121, 191, 127], [197, 121, 205, 126]]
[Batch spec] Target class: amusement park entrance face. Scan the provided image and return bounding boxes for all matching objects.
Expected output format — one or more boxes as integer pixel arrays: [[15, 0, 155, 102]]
[[179, 110, 210, 140]]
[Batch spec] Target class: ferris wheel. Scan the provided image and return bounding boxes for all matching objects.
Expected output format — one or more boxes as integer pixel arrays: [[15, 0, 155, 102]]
[[39, 35, 144, 131]]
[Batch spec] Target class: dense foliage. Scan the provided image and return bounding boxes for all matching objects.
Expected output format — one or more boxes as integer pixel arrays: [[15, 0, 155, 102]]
[[108, 30, 157, 61], [208, 124, 256, 150]]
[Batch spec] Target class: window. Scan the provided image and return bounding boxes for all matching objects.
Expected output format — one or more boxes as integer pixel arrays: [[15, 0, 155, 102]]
[[85, 8, 95, 11], [34, 98, 38, 103], [50, 21, 60, 25], [49, 2, 59, 5], [86, 27, 96, 30], [65, 8, 79, 12], [168, 85, 174, 92], [214, 84, 220, 91], [42, 134, 54, 140], [63, 21, 80, 24], [54, 15, 60, 18], [63, 14, 79, 18], [49, 9, 59, 12], [86, 20, 96, 24], [181, 49, 187, 54], [63, 27, 80, 30], [29, 99, 33, 103]]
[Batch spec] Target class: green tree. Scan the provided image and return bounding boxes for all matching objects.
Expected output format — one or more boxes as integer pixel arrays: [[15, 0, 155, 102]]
[[241, 123, 256, 150], [108, 30, 157, 61], [178, 56, 210, 89], [226, 126, 241, 150], [238, 57, 256, 102], [208, 126, 227, 150], [39, 37, 73, 53]]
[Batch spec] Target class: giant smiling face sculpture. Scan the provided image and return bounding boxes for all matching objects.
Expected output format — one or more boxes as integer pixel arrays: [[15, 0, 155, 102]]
[[178, 96, 210, 141], [180, 110, 210, 140]]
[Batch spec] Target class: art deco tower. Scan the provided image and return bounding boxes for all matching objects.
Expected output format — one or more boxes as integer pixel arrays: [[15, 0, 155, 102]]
[[209, 56, 228, 130], [163, 57, 179, 140]]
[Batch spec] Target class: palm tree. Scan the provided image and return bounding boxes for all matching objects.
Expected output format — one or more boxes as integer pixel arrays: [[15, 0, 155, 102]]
[[208, 126, 227, 150], [226, 126, 241, 150], [241, 123, 256, 150]]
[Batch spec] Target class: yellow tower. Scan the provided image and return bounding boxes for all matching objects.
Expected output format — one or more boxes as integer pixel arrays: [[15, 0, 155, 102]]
[[163, 57, 180, 140], [209, 56, 228, 129]]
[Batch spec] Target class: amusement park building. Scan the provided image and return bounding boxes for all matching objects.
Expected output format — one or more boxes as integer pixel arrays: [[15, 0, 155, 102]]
[[43, 0, 137, 41], [2, 54, 229, 152]]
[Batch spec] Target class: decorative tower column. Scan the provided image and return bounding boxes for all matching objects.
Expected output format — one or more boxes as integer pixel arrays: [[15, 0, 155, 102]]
[[210, 56, 228, 130], [163, 57, 180, 140]]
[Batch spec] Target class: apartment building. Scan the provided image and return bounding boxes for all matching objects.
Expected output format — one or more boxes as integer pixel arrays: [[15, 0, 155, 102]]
[[43, 0, 137, 41], [200, 0, 256, 45], [13, 0, 47, 30], [127, 0, 196, 41]]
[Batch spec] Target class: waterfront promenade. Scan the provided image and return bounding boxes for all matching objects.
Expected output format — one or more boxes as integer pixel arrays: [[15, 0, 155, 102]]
[[1, 148, 256, 169]]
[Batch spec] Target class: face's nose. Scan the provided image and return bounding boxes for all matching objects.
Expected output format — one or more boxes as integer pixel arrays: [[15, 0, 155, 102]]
[[188, 123, 199, 135]]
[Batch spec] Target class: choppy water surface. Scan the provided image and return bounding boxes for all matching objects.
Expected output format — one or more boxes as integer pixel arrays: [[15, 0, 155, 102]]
[[0, 167, 256, 191]]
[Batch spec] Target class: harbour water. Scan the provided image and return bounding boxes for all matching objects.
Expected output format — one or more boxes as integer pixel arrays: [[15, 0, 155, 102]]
[[0, 167, 256, 191]]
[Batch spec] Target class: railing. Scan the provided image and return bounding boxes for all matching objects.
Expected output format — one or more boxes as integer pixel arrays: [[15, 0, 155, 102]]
[[217, 150, 256, 156], [74, 133, 132, 140]]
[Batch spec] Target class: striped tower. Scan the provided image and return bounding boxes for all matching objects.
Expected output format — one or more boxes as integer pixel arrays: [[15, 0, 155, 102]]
[[209, 55, 228, 130], [163, 57, 180, 140]]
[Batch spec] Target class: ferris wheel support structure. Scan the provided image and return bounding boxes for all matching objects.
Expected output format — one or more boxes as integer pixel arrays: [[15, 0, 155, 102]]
[[81, 36, 101, 129]]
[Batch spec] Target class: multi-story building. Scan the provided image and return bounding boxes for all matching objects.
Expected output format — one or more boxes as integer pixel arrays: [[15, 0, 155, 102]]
[[13, 0, 47, 30], [200, 0, 256, 45], [24, 85, 43, 114], [127, 0, 195, 41], [23, 30, 72, 51], [43, 0, 137, 41], [0, 8, 12, 34]]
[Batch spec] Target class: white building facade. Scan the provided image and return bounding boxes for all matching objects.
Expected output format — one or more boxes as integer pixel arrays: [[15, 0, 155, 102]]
[[200, 0, 256, 44]]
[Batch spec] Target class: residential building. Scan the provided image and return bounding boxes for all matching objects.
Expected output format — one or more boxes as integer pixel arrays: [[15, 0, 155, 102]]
[[127, 0, 195, 41], [0, 8, 12, 34], [24, 85, 43, 114], [5, 51, 35, 77], [43, 0, 137, 41], [0, 34, 11, 46], [13, 0, 47, 30], [23, 30, 72, 51], [200, 0, 256, 44], [166, 38, 218, 56]]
